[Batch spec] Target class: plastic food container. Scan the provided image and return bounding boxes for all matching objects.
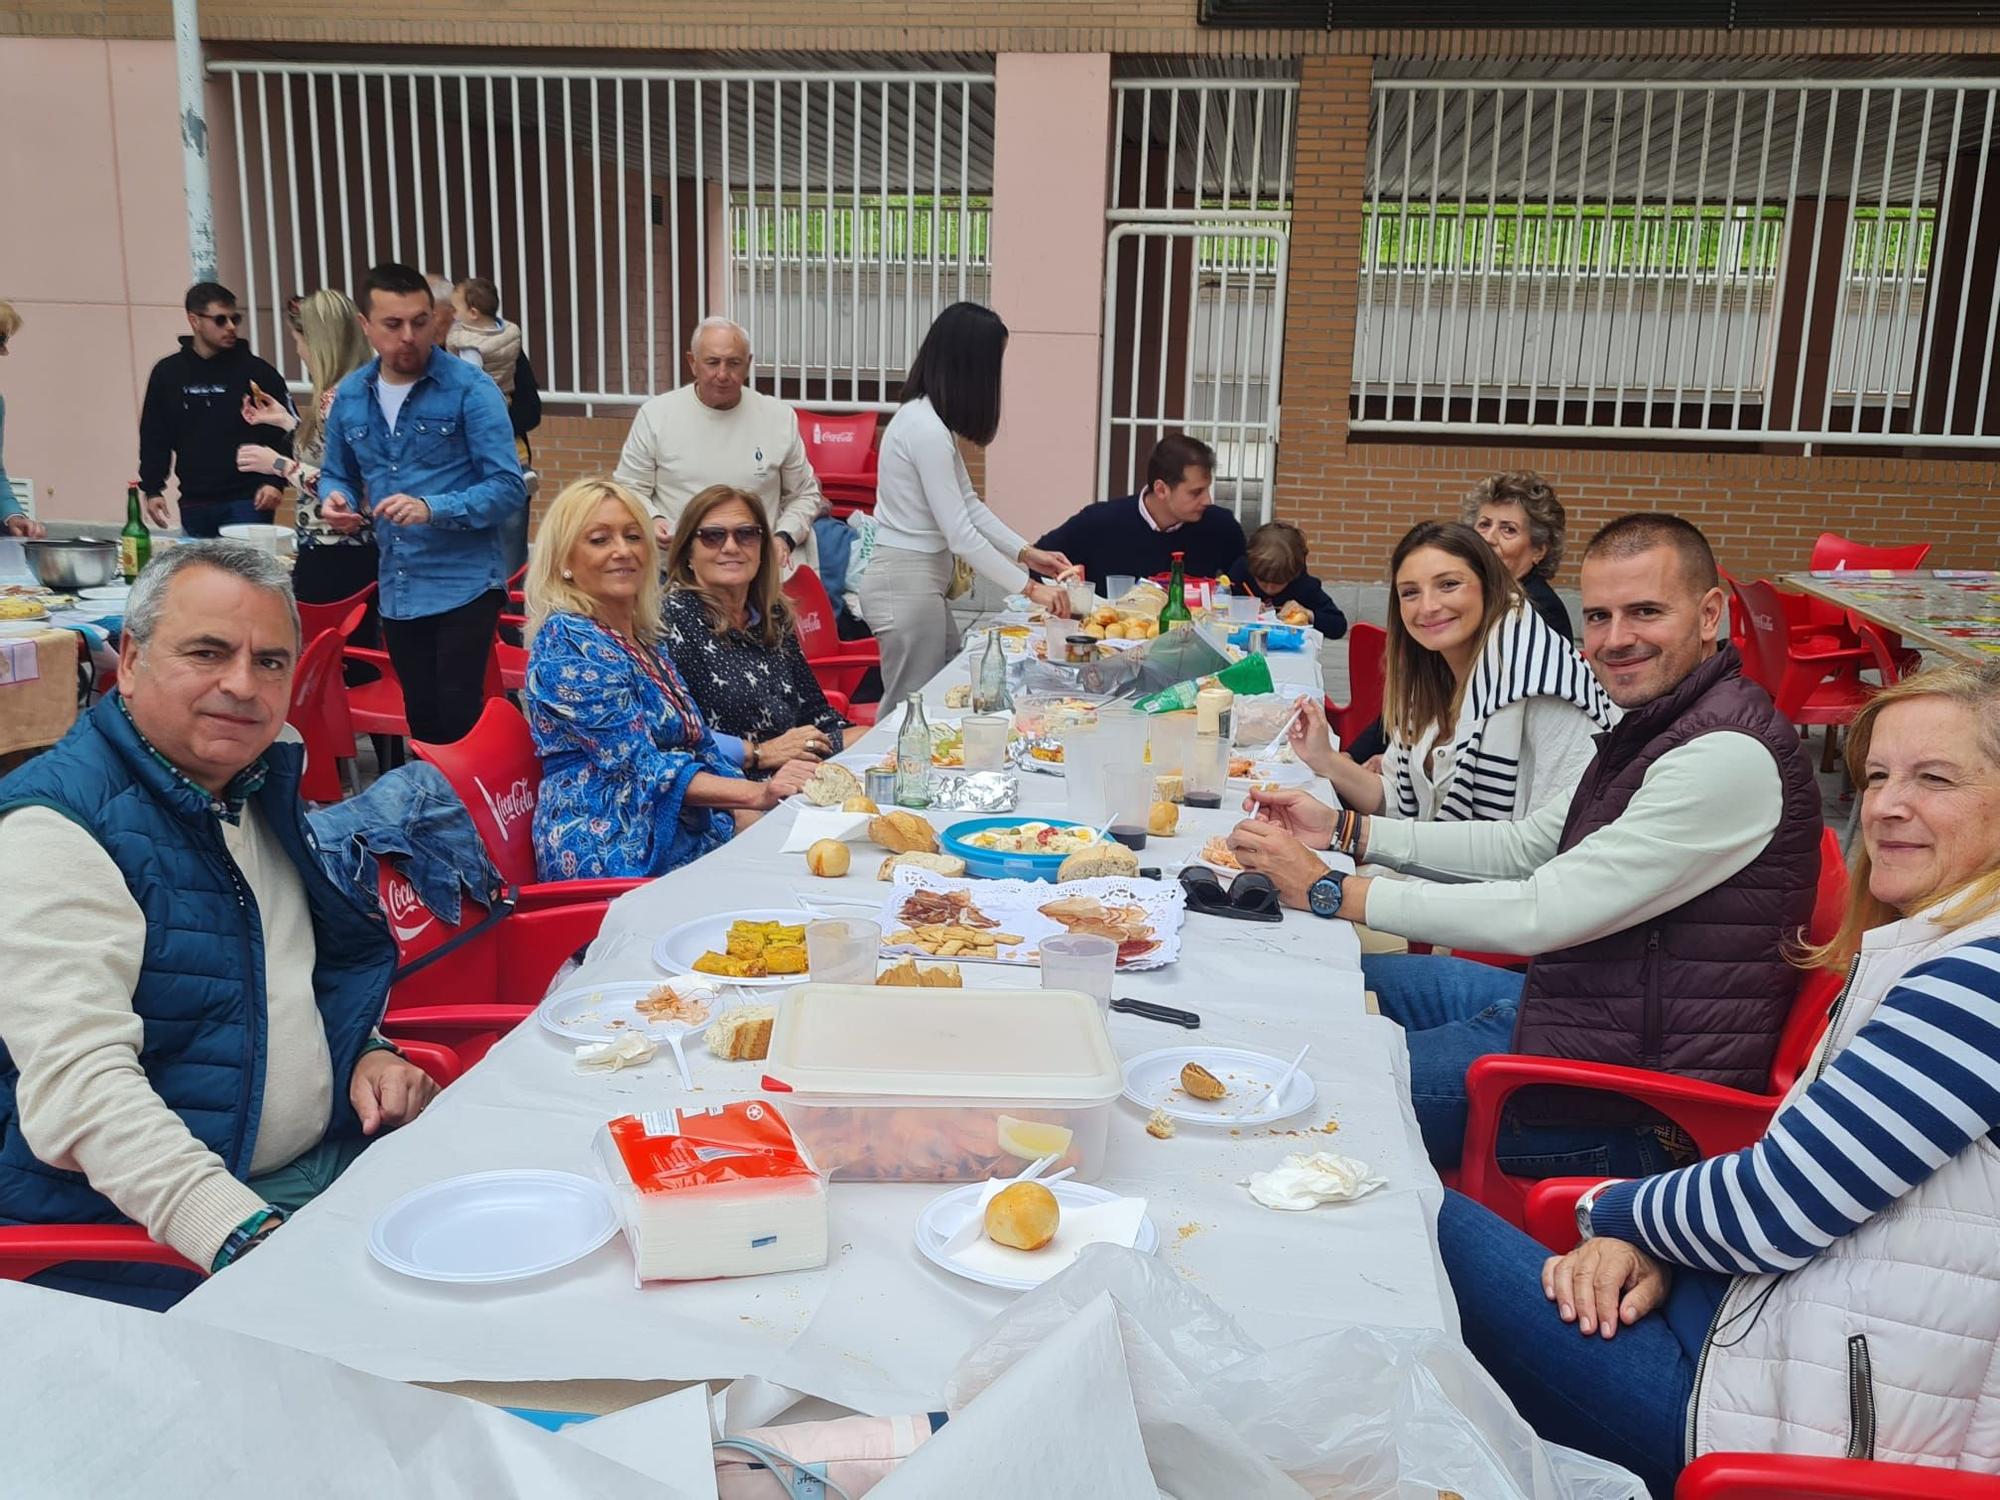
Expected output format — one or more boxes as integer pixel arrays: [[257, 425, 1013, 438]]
[[938, 815, 1098, 882], [761, 984, 1124, 1182]]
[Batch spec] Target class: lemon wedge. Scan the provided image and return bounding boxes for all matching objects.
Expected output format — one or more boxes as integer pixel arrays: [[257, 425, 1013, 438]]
[[997, 1115, 1074, 1162]]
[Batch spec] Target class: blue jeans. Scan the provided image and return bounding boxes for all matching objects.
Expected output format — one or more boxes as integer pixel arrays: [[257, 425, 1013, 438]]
[[1365, 953, 1685, 1177], [1438, 1189, 1722, 1499], [178, 495, 266, 537]]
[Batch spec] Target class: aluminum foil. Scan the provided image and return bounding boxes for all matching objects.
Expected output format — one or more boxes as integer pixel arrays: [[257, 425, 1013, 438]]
[[924, 770, 1020, 811]]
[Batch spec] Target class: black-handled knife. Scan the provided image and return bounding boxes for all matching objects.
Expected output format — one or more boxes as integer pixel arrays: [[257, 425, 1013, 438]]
[[1110, 997, 1201, 1029]]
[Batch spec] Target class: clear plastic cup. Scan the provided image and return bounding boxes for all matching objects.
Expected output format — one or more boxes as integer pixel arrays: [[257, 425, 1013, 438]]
[[1040, 933, 1118, 1013], [1043, 617, 1071, 657], [1228, 594, 1263, 623], [806, 919, 882, 986], [1095, 704, 1148, 771], [962, 713, 1010, 772], [1105, 574, 1137, 604], [1184, 731, 1230, 807], [1061, 723, 1108, 826], [1103, 764, 1156, 850], [1066, 580, 1096, 617], [1149, 711, 1196, 779]]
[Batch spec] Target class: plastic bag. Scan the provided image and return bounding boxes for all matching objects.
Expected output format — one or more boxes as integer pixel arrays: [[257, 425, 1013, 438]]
[[945, 1246, 1644, 1500]]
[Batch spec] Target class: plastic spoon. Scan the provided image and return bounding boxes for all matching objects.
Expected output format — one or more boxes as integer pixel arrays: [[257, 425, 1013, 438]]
[[1254, 1043, 1312, 1118]]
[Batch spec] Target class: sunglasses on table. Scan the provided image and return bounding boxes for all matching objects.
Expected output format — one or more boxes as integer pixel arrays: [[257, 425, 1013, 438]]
[[692, 524, 765, 549]]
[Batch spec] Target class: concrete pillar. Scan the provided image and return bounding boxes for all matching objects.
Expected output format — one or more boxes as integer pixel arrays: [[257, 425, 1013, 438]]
[[1764, 196, 1850, 441], [984, 52, 1112, 540], [1919, 122, 2000, 438]]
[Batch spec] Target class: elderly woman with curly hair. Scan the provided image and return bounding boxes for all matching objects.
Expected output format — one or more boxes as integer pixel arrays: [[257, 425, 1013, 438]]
[[1463, 469, 1572, 641]]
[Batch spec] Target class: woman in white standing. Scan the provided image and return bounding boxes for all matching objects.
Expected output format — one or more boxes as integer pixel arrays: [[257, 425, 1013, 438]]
[[1286, 519, 1615, 824], [862, 303, 1075, 706]]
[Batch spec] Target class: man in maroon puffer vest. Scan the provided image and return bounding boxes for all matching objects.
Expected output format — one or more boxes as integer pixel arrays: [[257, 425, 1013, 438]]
[[1230, 515, 1821, 1175]]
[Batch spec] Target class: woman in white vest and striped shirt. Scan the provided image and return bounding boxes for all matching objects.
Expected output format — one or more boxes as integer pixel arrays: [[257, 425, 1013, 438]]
[[1287, 520, 1616, 825], [1436, 660, 2000, 1496]]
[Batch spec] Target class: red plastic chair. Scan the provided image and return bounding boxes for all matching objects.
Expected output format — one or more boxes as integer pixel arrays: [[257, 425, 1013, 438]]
[[1456, 827, 1850, 1230], [344, 635, 504, 768], [1679, 1452, 2000, 1498], [1327, 622, 1387, 749], [286, 603, 366, 803], [1805, 533, 1933, 676], [1734, 579, 1900, 770], [377, 859, 607, 1066], [796, 409, 879, 514], [298, 582, 378, 644], [495, 604, 529, 694], [410, 697, 645, 911], [0, 1038, 462, 1283], [782, 565, 881, 725]]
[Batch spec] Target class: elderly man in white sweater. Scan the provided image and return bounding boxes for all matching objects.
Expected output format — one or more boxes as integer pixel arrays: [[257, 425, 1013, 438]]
[[614, 317, 824, 570], [0, 543, 434, 1308], [1229, 515, 1823, 1179]]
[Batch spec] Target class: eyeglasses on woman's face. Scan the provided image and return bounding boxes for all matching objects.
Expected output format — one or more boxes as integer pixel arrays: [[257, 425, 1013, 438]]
[[693, 524, 765, 550]]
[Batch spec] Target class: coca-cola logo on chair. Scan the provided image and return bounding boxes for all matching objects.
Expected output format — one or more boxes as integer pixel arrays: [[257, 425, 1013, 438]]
[[477, 774, 536, 842], [382, 873, 437, 946], [812, 423, 856, 445]]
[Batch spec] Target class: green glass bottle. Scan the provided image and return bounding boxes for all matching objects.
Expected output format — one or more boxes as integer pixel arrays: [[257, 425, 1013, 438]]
[[119, 485, 152, 582], [1157, 550, 1193, 630]]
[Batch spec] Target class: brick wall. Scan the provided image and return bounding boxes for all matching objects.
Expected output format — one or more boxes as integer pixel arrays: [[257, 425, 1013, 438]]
[[1276, 56, 2000, 585]]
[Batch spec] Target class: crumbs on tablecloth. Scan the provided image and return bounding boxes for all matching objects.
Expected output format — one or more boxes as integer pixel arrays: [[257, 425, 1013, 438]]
[[1176, 1222, 1204, 1244]]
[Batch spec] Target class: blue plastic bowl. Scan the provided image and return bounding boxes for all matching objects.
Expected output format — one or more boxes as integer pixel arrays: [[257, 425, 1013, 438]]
[[939, 816, 1099, 883]]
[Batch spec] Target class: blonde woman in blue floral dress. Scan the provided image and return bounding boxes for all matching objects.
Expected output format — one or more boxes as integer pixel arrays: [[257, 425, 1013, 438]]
[[523, 478, 816, 881]]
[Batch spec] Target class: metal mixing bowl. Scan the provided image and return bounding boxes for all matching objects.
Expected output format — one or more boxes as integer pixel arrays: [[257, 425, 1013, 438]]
[[24, 538, 121, 590]]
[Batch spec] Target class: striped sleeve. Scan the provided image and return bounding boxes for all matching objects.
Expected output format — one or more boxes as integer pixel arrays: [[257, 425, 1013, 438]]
[[1588, 935, 2000, 1275]]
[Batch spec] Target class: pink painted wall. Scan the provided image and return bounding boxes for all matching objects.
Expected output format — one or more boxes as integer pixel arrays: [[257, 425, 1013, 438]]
[[1, 39, 192, 525], [984, 53, 1112, 540]]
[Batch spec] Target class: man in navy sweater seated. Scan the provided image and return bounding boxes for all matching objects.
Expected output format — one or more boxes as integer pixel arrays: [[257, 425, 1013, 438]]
[[1033, 434, 1244, 588]]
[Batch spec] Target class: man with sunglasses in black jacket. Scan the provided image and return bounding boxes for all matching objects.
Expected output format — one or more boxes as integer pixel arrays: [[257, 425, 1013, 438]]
[[138, 283, 295, 537]]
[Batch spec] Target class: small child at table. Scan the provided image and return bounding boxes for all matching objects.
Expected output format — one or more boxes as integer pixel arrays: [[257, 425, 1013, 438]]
[[1228, 521, 1347, 639]]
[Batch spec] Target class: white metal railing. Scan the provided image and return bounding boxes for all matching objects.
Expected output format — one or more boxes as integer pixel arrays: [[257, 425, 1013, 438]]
[[1356, 78, 2000, 447], [1102, 79, 1297, 523], [208, 61, 996, 412]]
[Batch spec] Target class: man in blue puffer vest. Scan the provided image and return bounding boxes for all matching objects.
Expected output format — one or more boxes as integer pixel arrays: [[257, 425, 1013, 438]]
[[0, 541, 435, 1308]]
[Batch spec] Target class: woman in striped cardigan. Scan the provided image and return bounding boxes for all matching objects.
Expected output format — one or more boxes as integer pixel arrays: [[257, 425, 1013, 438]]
[[1288, 520, 1616, 824], [1434, 661, 2000, 1497]]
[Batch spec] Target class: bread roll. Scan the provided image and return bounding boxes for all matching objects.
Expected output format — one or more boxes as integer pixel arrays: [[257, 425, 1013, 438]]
[[1056, 842, 1140, 883], [842, 796, 880, 814], [802, 762, 864, 808], [805, 840, 851, 878], [1147, 801, 1179, 836], [869, 811, 938, 854], [877, 852, 968, 880], [984, 1181, 1060, 1251]]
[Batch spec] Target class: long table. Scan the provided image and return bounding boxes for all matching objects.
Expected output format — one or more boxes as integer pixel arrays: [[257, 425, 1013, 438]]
[[1782, 568, 2000, 663], [173, 651, 1450, 1414]]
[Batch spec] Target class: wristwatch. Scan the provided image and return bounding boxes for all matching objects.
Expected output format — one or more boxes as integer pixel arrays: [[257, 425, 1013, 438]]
[[1573, 1179, 1618, 1241], [775, 529, 799, 551], [1307, 870, 1345, 919]]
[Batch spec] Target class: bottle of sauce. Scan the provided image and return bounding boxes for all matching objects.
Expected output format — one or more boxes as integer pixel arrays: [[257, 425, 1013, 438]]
[[1195, 683, 1233, 742]]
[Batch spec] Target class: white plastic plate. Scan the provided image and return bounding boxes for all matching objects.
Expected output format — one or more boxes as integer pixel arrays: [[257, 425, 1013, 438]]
[[915, 1180, 1159, 1292], [1121, 1045, 1317, 1127], [536, 977, 726, 1044], [651, 907, 817, 989], [367, 1170, 619, 1284]]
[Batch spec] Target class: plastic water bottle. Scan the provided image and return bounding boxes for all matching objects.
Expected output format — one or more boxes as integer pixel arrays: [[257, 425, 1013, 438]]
[[894, 693, 932, 807]]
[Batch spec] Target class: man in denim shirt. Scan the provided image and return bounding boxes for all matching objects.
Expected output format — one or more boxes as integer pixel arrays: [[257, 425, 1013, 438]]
[[319, 263, 525, 743]]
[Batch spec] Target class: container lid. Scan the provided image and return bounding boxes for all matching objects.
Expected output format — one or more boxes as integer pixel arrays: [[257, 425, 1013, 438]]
[[764, 984, 1123, 1102]]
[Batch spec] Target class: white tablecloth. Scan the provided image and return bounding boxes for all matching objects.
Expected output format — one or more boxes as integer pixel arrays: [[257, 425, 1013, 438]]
[[172, 654, 1451, 1413]]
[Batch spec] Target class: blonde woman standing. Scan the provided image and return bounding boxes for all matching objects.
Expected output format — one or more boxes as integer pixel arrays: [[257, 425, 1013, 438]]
[[236, 289, 377, 608]]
